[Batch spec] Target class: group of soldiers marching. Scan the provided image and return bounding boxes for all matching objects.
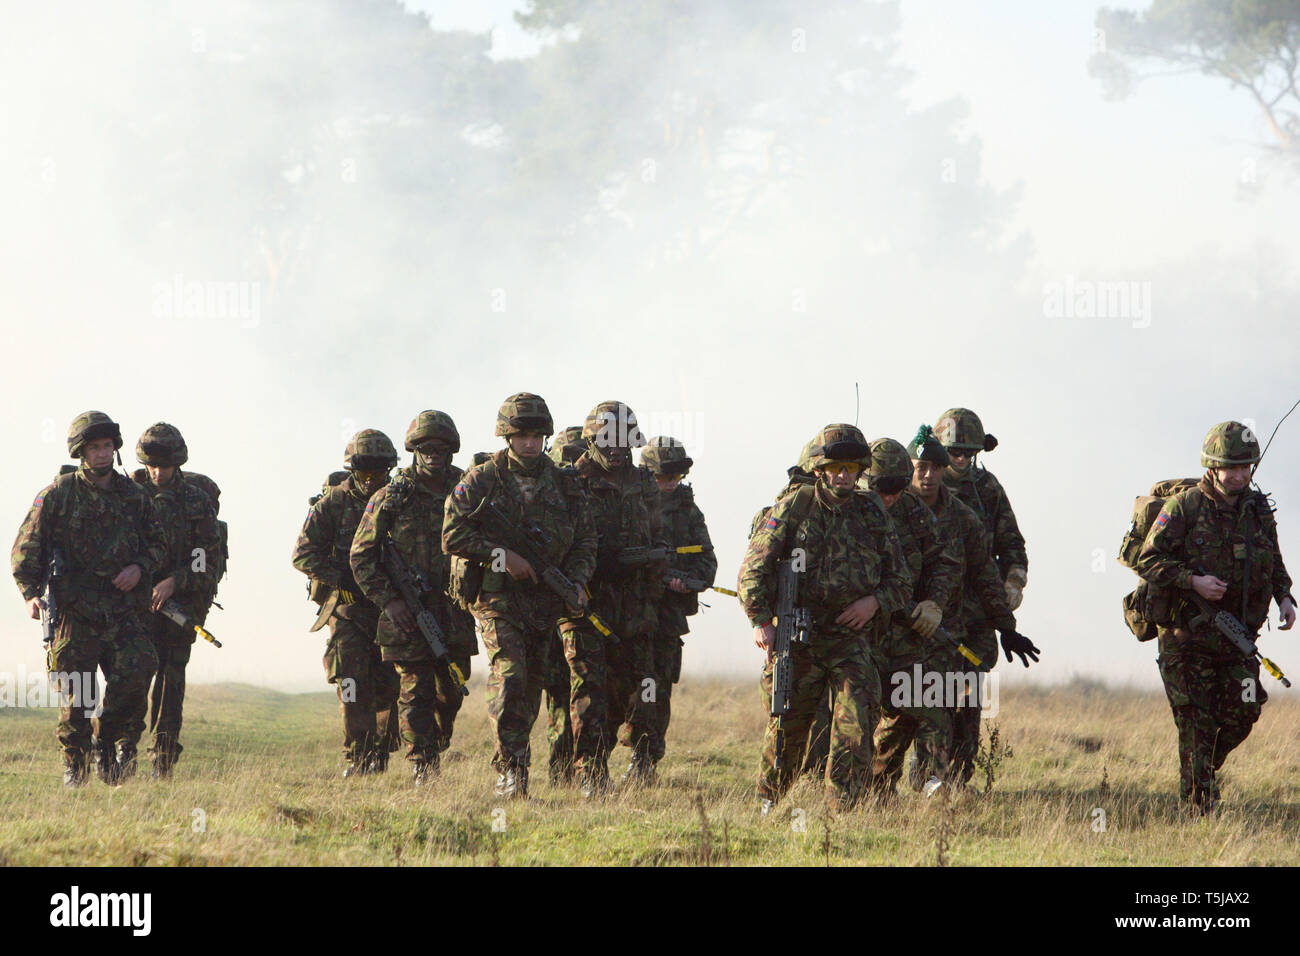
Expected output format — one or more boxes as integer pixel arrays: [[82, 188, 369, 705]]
[[11, 413, 226, 786], [292, 396, 716, 798]]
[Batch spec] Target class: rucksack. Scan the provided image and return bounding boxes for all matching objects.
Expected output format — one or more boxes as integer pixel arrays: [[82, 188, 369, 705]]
[[1118, 478, 1199, 641]]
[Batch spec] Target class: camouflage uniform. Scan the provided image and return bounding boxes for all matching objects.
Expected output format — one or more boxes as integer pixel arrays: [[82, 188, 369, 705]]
[[351, 449, 476, 777], [442, 396, 597, 797], [292, 432, 401, 773], [131, 427, 222, 777], [11, 412, 166, 784], [1136, 423, 1294, 811], [739, 425, 909, 809], [542, 426, 585, 784], [633, 437, 718, 772]]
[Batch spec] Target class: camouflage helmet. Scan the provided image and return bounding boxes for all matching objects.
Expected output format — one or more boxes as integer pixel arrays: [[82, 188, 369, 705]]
[[906, 424, 951, 466], [641, 436, 693, 476], [582, 400, 646, 449], [548, 426, 585, 466], [934, 407, 998, 453], [795, 438, 819, 474], [807, 423, 871, 471], [343, 429, 398, 471], [495, 392, 554, 437], [1200, 421, 1261, 468], [405, 410, 460, 453], [135, 422, 188, 467], [866, 438, 913, 481], [67, 410, 123, 459]]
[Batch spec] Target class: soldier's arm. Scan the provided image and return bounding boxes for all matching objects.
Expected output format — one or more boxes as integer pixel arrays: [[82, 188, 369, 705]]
[[11, 484, 56, 601], [738, 493, 795, 626], [870, 512, 910, 619], [687, 501, 718, 586], [987, 472, 1028, 578], [967, 517, 1016, 632], [134, 492, 168, 585], [1260, 505, 1295, 607], [349, 489, 399, 612], [291, 496, 343, 586], [915, 507, 960, 612], [1134, 496, 1195, 590], [558, 488, 597, 590], [440, 470, 498, 564]]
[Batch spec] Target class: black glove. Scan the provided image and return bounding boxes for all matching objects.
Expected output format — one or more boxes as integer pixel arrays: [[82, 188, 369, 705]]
[[1000, 630, 1040, 668]]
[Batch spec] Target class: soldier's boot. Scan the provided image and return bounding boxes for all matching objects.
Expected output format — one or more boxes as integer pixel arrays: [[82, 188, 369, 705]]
[[92, 737, 120, 786], [412, 751, 440, 787], [619, 751, 656, 789], [367, 750, 389, 775], [116, 743, 138, 782], [63, 751, 90, 789], [495, 765, 529, 800], [151, 750, 174, 781], [342, 752, 369, 779], [548, 754, 575, 787], [760, 798, 775, 818], [578, 765, 611, 800]]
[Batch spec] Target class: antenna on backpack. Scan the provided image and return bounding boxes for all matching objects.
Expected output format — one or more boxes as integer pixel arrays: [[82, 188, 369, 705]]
[[1252, 397, 1300, 479], [854, 382, 859, 428]]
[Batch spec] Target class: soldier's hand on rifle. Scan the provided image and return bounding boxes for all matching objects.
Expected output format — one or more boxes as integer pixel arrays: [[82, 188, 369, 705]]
[[502, 549, 538, 584], [837, 595, 880, 631], [112, 563, 143, 592], [1000, 630, 1041, 667], [1280, 596, 1296, 631], [1191, 574, 1228, 601], [27, 597, 43, 620], [754, 622, 775, 654], [667, 577, 689, 594], [910, 600, 942, 638], [151, 575, 176, 612], [385, 598, 417, 636]]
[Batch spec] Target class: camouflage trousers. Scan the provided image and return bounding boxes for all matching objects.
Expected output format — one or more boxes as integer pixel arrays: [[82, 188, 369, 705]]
[[758, 635, 881, 808], [619, 628, 684, 764], [480, 617, 548, 773], [50, 610, 158, 761], [324, 605, 400, 763], [542, 630, 574, 782], [607, 632, 657, 761], [1158, 650, 1265, 808], [914, 624, 996, 787], [559, 623, 610, 775], [146, 614, 193, 767], [391, 652, 473, 763]]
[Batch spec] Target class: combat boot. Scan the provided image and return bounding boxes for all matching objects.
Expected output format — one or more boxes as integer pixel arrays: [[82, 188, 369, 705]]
[[760, 798, 775, 818], [116, 743, 138, 782], [151, 751, 174, 780], [93, 737, 120, 786], [412, 751, 440, 786], [619, 752, 657, 788], [63, 751, 89, 789], [579, 766, 611, 800], [368, 750, 389, 775], [494, 766, 529, 800], [342, 753, 369, 779]]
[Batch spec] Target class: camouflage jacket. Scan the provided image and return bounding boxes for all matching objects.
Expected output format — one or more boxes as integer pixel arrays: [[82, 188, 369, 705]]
[[183, 471, 228, 588], [927, 484, 1015, 644], [131, 468, 222, 620], [1136, 474, 1293, 654], [12, 467, 167, 622], [659, 482, 718, 632], [944, 463, 1027, 580], [749, 470, 814, 538], [442, 450, 596, 627], [738, 480, 909, 645], [350, 464, 476, 655], [291, 474, 381, 605], [876, 487, 962, 661]]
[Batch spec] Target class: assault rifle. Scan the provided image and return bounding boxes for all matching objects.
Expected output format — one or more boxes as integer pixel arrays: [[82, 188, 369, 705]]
[[380, 537, 468, 697], [771, 558, 811, 771], [619, 544, 712, 567], [476, 498, 620, 645], [1188, 593, 1291, 688], [39, 548, 67, 650], [665, 568, 737, 598], [159, 599, 223, 648]]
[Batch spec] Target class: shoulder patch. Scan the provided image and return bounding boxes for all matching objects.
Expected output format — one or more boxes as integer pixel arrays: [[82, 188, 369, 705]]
[[365, 500, 376, 513], [1154, 512, 1170, 529], [764, 516, 781, 530], [32, 495, 43, 509]]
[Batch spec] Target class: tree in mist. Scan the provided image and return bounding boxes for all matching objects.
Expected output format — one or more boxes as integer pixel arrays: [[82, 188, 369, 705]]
[[1089, 1, 1300, 161]]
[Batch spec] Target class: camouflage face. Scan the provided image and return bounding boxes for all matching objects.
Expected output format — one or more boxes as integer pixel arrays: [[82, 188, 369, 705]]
[[640, 435, 693, 476], [343, 429, 398, 471], [807, 423, 871, 471], [934, 407, 995, 453], [1200, 421, 1261, 468], [67, 410, 122, 460], [495, 392, 554, 437], [547, 426, 585, 466], [405, 410, 460, 452], [135, 422, 188, 467]]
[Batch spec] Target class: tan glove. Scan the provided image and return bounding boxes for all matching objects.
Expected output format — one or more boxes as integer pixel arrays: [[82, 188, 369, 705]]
[[1004, 567, 1027, 611], [910, 600, 943, 638]]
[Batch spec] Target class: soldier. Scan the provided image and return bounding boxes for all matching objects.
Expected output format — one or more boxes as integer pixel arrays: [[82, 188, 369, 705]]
[[292, 429, 402, 777], [739, 424, 909, 813], [895, 426, 1038, 789], [442, 394, 596, 798], [350, 411, 477, 784], [804, 438, 961, 790], [541, 425, 587, 785], [12, 411, 165, 786], [1136, 422, 1295, 814], [632, 436, 718, 783], [749, 439, 816, 538], [565, 401, 666, 793], [131, 423, 222, 779]]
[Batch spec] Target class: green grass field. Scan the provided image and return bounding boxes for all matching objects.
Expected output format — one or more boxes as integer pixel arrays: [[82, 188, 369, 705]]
[[2, 680, 1298, 866]]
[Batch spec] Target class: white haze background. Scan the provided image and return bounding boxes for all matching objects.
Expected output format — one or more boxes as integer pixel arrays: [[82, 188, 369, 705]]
[[1, 0, 1296, 695]]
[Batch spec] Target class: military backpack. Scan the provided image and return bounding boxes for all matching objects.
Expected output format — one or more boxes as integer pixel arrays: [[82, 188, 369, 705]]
[[1117, 478, 1199, 641]]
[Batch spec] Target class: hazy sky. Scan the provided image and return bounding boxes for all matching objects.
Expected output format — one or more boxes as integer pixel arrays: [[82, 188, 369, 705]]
[[2, 0, 1296, 696]]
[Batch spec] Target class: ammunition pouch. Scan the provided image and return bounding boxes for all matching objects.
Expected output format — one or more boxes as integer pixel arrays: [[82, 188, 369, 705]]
[[448, 555, 483, 612], [308, 578, 331, 605], [1122, 580, 1182, 642]]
